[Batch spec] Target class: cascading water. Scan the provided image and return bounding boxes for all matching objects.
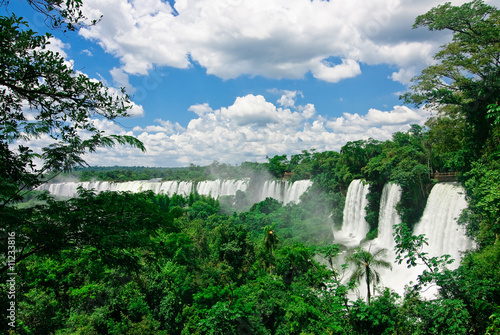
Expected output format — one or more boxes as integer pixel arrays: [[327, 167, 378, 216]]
[[373, 182, 472, 299], [334, 179, 370, 247], [334, 182, 473, 300], [37, 179, 310, 204], [37, 180, 196, 198], [371, 183, 402, 250], [413, 182, 473, 264], [259, 181, 283, 202], [258, 180, 313, 204], [196, 179, 249, 198], [283, 180, 313, 204]]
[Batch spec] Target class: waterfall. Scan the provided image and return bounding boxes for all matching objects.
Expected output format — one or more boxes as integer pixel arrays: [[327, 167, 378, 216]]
[[283, 180, 313, 204], [334, 179, 370, 247], [37, 178, 309, 204], [367, 182, 473, 299], [413, 182, 473, 263], [259, 181, 283, 202], [196, 179, 249, 198], [37, 180, 196, 198], [258, 180, 312, 204], [372, 183, 402, 250]]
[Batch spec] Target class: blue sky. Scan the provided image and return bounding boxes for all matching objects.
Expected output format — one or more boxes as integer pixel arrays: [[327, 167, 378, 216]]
[[5, 0, 488, 167]]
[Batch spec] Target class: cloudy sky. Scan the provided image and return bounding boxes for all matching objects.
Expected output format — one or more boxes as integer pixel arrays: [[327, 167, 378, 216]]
[[7, 0, 490, 167]]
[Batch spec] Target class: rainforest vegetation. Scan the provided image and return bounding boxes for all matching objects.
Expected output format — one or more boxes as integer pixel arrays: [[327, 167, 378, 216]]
[[1, 0, 500, 334]]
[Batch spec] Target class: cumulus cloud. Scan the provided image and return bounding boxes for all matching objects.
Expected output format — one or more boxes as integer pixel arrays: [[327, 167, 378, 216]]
[[188, 103, 213, 116], [276, 90, 303, 108], [133, 119, 184, 134], [45, 37, 70, 59], [78, 0, 463, 84], [82, 94, 431, 167], [220, 95, 278, 127], [365, 105, 423, 125], [312, 59, 362, 83], [110, 67, 136, 93]]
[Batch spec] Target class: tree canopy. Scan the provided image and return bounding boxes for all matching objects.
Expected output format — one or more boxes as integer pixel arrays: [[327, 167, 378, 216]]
[[1, 0, 500, 334], [0, 4, 145, 206]]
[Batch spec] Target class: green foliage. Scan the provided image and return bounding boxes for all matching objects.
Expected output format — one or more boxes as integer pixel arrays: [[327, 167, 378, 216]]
[[266, 154, 289, 178], [0, 13, 145, 207], [403, 0, 500, 171], [363, 128, 431, 228], [462, 160, 500, 248], [346, 247, 392, 305], [2, 1, 500, 334], [349, 289, 401, 335]]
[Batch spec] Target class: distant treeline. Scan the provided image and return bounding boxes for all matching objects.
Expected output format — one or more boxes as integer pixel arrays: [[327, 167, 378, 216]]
[[55, 161, 270, 183]]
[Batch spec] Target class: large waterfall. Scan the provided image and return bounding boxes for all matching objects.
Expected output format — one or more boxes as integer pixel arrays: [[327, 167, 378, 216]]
[[333, 179, 371, 247], [413, 182, 473, 263], [38, 180, 197, 198], [258, 180, 313, 205], [37, 179, 311, 204], [372, 183, 402, 250], [335, 180, 473, 299]]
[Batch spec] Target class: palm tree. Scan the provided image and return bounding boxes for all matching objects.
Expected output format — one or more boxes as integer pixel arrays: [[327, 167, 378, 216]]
[[346, 247, 392, 305], [262, 225, 279, 257], [262, 225, 279, 274]]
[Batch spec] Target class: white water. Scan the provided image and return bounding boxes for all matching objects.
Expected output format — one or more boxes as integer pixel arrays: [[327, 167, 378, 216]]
[[38, 180, 195, 197], [334, 179, 371, 247], [196, 179, 249, 198], [371, 183, 402, 250], [413, 183, 473, 264], [258, 180, 313, 204], [334, 181, 473, 301], [37, 179, 311, 204]]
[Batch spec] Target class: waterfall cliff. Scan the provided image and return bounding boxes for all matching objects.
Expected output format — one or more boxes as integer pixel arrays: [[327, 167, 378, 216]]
[[37, 179, 311, 204], [258, 180, 313, 204], [333, 179, 370, 247], [372, 183, 402, 250], [413, 182, 473, 263], [334, 181, 473, 299]]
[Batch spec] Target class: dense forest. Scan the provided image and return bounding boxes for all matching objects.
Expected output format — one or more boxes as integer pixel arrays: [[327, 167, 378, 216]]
[[1, 0, 500, 334]]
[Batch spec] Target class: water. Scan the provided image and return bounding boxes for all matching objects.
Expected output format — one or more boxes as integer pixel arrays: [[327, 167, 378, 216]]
[[335, 181, 473, 300], [413, 182, 473, 264], [372, 183, 402, 250], [333, 179, 370, 247], [37, 180, 196, 197], [37, 179, 311, 204], [196, 179, 249, 198]]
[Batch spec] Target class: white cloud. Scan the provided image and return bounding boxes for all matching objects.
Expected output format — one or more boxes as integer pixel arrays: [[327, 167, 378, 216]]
[[312, 59, 362, 83], [110, 67, 136, 93], [188, 103, 213, 116], [133, 119, 184, 134], [220, 95, 278, 127], [45, 37, 70, 59], [365, 105, 423, 125], [276, 90, 302, 108], [82, 94, 432, 167], [78, 0, 461, 84], [92, 119, 129, 134]]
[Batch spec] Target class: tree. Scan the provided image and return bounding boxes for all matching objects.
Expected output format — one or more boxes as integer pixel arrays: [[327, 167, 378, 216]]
[[0, 2, 146, 207], [402, 0, 500, 171], [346, 247, 392, 305], [262, 225, 278, 257], [266, 154, 289, 178]]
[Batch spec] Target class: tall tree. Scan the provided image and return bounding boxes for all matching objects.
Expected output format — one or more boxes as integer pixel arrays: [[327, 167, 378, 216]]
[[0, 5, 145, 206], [346, 247, 392, 305], [402, 0, 500, 170]]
